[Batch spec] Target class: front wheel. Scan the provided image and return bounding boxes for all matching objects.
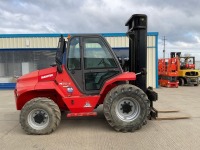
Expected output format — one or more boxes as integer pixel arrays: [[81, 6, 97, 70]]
[[20, 97, 61, 135], [194, 79, 199, 86], [103, 84, 150, 132], [179, 78, 185, 86]]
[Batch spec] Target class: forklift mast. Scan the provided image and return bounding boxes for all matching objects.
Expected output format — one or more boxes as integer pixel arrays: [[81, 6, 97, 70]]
[[125, 14, 147, 92], [125, 14, 157, 118]]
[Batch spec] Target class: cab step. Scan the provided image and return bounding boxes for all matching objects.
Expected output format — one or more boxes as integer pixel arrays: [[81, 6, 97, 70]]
[[67, 112, 97, 118]]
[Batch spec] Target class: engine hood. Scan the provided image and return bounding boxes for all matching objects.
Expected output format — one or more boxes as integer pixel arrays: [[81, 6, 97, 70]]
[[17, 70, 39, 83], [16, 67, 57, 95], [38, 67, 57, 82], [17, 67, 57, 82], [16, 70, 39, 95]]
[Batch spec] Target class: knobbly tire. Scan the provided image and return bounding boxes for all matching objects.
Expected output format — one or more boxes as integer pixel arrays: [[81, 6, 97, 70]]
[[20, 97, 61, 135], [103, 84, 150, 132]]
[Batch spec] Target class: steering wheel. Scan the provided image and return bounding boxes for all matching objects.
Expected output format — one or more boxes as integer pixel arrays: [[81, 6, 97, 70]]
[[98, 58, 110, 67], [98, 58, 105, 66]]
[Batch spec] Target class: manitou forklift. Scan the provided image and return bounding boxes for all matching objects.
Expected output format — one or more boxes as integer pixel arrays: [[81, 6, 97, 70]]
[[15, 14, 157, 135]]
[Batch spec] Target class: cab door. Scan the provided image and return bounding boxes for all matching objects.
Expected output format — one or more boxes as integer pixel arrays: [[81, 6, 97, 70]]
[[66, 35, 122, 95], [66, 37, 84, 92], [82, 36, 121, 94]]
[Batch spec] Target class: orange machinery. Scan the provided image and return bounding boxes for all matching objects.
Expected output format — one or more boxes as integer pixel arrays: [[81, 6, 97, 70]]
[[171, 52, 199, 86], [158, 57, 179, 88]]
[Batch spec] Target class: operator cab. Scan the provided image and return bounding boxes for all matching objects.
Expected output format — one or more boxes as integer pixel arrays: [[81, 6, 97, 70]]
[[65, 34, 122, 94], [180, 57, 195, 69]]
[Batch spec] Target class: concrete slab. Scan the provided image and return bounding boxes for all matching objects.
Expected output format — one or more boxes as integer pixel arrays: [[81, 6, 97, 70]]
[[0, 86, 200, 150]]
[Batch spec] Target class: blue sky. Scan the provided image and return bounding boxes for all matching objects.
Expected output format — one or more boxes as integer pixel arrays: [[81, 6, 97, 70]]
[[1, 0, 200, 60]]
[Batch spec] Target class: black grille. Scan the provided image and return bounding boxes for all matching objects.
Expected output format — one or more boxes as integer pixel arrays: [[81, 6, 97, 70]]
[[185, 71, 198, 76]]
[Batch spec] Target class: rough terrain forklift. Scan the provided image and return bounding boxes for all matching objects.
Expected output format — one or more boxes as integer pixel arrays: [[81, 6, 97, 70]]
[[14, 14, 157, 135]]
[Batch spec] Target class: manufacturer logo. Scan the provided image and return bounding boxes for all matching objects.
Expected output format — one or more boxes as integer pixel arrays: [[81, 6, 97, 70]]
[[67, 87, 74, 93], [84, 101, 92, 108], [41, 74, 54, 79]]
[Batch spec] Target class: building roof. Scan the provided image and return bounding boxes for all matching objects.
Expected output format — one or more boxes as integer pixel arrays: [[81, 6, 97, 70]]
[[0, 32, 158, 38]]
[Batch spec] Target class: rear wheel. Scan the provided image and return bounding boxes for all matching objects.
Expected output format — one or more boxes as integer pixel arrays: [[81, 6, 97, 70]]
[[194, 82, 199, 86], [103, 84, 150, 132], [20, 97, 61, 135]]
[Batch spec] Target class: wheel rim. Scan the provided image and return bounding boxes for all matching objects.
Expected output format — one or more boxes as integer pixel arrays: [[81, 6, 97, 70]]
[[28, 109, 49, 130], [115, 97, 141, 122]]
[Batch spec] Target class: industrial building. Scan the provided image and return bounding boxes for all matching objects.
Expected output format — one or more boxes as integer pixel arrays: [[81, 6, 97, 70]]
[[0, 32, 158, 89]]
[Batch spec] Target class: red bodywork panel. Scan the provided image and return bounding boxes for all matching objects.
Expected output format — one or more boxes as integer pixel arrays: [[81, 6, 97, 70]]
[[16, 70, 39, 96], [15, 65, 136, 113], [158, 58, 179, 88], [158, 58, 178, 76], [15, 67, 58, 110], [159, 79, 179, 88], [185, 64, 195, 69]]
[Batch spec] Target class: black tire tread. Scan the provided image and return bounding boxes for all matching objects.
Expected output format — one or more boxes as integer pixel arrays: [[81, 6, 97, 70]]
[[103, 84, 150, 132], [20, 97, 61, 135], [179, 78, 185, 86]]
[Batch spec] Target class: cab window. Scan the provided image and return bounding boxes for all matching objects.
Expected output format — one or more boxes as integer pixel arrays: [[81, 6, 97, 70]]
[[83, 38, 117, 69], [67, 37, 81, 70]]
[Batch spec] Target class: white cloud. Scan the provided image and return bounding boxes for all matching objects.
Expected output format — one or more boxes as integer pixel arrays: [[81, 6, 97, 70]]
[[0, 0, 200, 60]]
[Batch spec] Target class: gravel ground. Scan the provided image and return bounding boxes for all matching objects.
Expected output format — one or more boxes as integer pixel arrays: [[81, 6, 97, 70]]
[[0, 86, 200, 150]]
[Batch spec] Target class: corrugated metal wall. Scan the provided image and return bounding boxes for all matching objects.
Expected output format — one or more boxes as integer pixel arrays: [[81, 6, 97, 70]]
[[147, 36, 157, 88], [0, 33, 158, 88], [0, 37, 58, 48], [0, 34, 156, 49]]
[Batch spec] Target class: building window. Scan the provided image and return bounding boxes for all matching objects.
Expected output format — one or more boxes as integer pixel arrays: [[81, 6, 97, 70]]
[[0, 50, 56, 83]]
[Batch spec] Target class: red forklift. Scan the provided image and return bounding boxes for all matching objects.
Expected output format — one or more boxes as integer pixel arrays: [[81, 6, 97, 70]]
[[14, 14, 157, 135], [158, 56, 179, 88]]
